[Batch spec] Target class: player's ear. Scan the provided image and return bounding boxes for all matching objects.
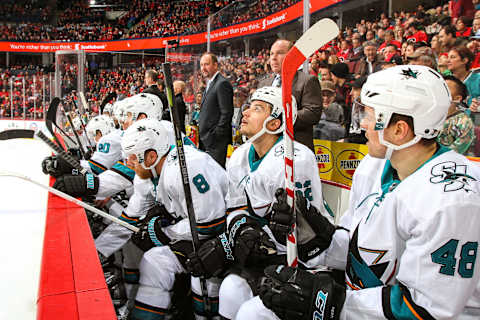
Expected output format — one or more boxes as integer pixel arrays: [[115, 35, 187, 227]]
[[390, 119, 413, 144], [267, 118, 282, 132]]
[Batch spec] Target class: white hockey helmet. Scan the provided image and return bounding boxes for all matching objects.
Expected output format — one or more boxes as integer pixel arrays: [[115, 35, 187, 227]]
[[247, 86, 297, 142], [86, 115, 115, 142], [121, 118, 171, 178], [359, 65, 451, 156], [124, 93, 163, 122], [103, 102, 114, 115], [112, 99, 128, 124]]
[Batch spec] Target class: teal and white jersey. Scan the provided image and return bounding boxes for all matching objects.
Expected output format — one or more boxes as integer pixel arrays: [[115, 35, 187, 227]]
[[226, 137, 332, 254], [80, 129, 123, 174], [153, 145, 228, 241], [314, 146, 480, 319]]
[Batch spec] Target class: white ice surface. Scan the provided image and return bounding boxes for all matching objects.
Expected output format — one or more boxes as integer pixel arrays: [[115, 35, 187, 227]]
[[0, 138, 51, 320]]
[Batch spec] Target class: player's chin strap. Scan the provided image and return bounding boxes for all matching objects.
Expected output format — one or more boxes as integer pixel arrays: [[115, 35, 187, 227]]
[[140, 153, 162, 178], [378, 130, 422, 160], [246, 115, 283, 144]]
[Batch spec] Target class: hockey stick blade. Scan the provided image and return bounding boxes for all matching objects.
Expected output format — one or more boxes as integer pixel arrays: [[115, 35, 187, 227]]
[[281, 18, 339, 268], [0, 171, 138, 232], [0, 129, 34, 140]]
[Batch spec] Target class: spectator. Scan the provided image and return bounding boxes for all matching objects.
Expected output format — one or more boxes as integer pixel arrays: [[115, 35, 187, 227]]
[[314, 80, 345, 141], [355, 41, 383, 77], [439, 25, 462, 53], [173, 80, 187, 133], [456, 16, 473, 37], [198, 52, 233, 168], [437, 75, 476, 155], [258, 39, 323, 151], [318, 62, 332, 81], [407, 21, 428, 43], [330, 62, 352, 132], [438, 53, 451, 74], [377, 29, 402, 53], [346, 76, 368, 144], [347, 34, 364, 73], [450, 0, 475, 22], [143, 69, 168, 114], [447, 46, 480, 105]]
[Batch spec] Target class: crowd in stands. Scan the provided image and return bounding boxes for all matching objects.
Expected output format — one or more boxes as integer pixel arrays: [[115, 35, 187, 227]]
[[2, 0, 480, 155], [0, 0, 303, 41]]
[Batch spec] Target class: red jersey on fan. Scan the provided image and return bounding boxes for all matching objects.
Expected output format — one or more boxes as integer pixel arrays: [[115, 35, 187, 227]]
[[377, 40, 402, 52], [407, 30, 428, 43]]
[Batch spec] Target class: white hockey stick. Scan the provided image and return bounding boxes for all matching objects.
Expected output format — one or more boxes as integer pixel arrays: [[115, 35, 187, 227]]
[[0, 171, 139, 232], [282, 18, 339, 267]]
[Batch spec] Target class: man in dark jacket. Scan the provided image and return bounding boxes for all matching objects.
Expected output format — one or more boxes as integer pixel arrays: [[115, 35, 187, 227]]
[[198, 52, 234, 168], [173, 80, 187, 134], [143, 69, 168, 115], [258, 39, 322, 151]]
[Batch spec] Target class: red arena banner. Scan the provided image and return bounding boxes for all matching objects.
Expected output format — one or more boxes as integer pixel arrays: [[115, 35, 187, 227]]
[[0, 0, 343, 52]]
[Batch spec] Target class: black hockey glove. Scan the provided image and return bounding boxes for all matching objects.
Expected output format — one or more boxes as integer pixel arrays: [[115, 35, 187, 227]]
[[269, 188, 294, 245], [259, 265, 345, 320], [296, 194, 335, 262], [130, 211, 173, 252], [228, 214, 277, 267], [185, 232, 234, 278], [53, 173, 99, 197], [42, 155, 77, 178], [67, 147, 83, 160]]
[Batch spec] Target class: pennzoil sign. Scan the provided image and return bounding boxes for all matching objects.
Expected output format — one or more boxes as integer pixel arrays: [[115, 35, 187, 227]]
[[336, 150, 365, 180], [314, 144, 334, 174]]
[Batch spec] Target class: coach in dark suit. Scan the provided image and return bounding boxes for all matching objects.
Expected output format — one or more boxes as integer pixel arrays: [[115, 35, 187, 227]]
[[143, 69, 168, 115], [258, 39, 322, 151], [198, 52, 233, 168]]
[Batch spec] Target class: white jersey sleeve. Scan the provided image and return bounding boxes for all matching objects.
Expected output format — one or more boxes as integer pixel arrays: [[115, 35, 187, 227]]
[[96, 160, 135, 198], [83, 130, 123, 174], [330, 149, 480, 319], [156, 146, 228, 241]]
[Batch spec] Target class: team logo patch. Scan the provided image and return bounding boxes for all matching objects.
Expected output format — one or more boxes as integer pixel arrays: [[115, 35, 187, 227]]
[[314, 143, 334, 174], [430, 161, 477, 193], [400, 67, 419, 79], [336, 150, 365, 180]]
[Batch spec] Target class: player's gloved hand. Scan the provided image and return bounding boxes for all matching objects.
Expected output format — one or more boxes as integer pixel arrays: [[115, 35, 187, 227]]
[[67, 148, 82, 160], [269, 188, 294, 245], [84, 147, 94, 160], [41, 155, 77, 177], [296, 194, 336, 261], [259, 265, 345, 320], [130, 210, 173, 252], [185, 232, 234, 278], [53, 173, 99, 197], [228, 214, 277, 267]]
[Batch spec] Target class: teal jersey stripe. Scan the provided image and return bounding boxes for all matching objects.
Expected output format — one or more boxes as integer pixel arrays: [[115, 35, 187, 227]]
[[111, 161, 135, 182], [88, 159, 106, 175], [382, 284, 435, 320]]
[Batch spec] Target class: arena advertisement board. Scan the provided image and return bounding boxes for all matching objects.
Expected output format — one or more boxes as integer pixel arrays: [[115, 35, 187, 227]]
[[314, 139, 369, 188], [0, 0, 343, 52]]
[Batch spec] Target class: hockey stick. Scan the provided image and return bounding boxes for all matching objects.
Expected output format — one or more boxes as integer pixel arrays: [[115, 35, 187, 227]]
[[72, 98, 94, 149], [0, 171, 139, 232], [163, 63, 212, 317], [65, 112, 87, 159], [78, 91, 89, 115], [46, 97, 65, 149], [281, 18, 339, 267], [99, 92, 117, 114], [46, 98, 78, 149]]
